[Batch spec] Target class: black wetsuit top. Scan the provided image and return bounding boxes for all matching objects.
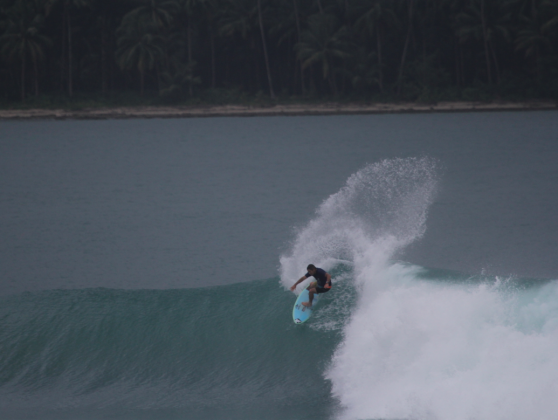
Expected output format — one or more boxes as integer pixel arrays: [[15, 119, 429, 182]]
[[304, 268, 329, 288]]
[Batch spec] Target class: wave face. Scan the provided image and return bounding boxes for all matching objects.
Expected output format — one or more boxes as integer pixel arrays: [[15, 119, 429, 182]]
[[0, 279, 351, 420], [281, 158, 558, 420]]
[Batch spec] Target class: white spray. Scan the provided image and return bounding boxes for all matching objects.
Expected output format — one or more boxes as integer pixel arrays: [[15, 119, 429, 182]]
[[280, 157, 438, 289], [281, 157, 558, 420]]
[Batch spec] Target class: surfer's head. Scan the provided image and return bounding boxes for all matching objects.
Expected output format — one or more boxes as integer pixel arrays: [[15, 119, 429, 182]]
[[307, 264, 316, 274]]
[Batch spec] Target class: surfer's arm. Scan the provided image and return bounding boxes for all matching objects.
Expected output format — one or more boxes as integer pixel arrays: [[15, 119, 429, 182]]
[[325, 272, 332, 288], [290, 275, 308, 291]]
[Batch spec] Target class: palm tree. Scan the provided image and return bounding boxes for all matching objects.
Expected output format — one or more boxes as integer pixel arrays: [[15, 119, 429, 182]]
[[179, 0, 203, 67], [218, 0, 274, 96], [349, 46, 380, 92], [201, 0, 219, 88], [176, 0, 215, 94], [292, 0, 305, 93], [128, 0, 180, 28], [353, 0, 395, 92], [116, 13, 165, 95], [266, 0, 307, 94], [45, 0, 90, 96], [256, 0, 275, 98], [0, 0, 51, 100], [515, 0, 557, 81], [455, 0, 511, 84], [541, 0, 558, 35], [128, 0, 180, 82], [396, 0, 415, 95], [160, 59, 201, 97], [295, 13, 351, 95]]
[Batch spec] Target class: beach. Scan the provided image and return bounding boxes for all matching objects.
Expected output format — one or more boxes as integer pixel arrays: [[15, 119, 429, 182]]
[[0, 100, 555, 119]]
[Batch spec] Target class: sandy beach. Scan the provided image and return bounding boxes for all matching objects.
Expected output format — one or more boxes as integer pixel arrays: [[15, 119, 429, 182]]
[[0, 101, 556, 120]]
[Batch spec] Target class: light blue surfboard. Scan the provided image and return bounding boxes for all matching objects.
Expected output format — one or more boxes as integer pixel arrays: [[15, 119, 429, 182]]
[[292, 289, 319, 324]]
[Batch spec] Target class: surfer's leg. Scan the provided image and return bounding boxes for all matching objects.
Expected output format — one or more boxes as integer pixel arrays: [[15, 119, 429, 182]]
[[302, 284, 317, 307]]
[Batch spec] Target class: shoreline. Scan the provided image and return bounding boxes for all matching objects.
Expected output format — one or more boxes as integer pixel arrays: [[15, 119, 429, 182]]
[[0, 100, 556, 120]]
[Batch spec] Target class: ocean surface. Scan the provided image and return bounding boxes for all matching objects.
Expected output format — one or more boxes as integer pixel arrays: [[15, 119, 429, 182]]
[[1, 111, 557, 420]]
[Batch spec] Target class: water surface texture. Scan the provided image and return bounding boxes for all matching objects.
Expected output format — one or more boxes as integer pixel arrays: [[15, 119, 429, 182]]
[[1, 112, 557, 420]]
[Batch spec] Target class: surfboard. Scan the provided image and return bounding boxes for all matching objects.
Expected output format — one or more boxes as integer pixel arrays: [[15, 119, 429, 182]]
[[292, 288, 319, 324]]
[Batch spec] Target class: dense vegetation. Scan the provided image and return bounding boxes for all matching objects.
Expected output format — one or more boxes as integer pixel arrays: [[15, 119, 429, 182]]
[[1, 0, 557, 106]]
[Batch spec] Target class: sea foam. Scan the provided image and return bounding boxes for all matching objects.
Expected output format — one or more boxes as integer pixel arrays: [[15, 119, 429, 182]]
[[281, 157, 558, 420], [328, 264, 558, 420]]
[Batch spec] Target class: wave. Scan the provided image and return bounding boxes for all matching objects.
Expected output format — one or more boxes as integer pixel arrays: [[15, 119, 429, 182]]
[[3, 157, 558, 420], [0, 276, 354, 420], [2, 270, 557, 420], [280, 158, 558, 420]]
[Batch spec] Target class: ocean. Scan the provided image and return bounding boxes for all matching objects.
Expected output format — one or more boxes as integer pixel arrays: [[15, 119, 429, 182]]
[[1, 111, 557, 420]]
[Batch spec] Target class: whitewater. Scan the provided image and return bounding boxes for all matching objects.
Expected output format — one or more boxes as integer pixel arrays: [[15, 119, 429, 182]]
[[281, 157, 558, 420]]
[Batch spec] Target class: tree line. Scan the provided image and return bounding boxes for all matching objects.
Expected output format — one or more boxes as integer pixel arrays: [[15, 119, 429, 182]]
[[1, 0, 557, 103]]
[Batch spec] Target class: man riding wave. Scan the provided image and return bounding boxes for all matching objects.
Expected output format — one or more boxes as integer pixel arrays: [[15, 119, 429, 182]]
[[290, 264, 332, 307]]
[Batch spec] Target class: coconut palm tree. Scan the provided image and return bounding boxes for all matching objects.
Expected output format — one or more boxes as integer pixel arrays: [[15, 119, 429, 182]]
[[160, 59, 201, 97], [218, 0, 275, 97], [0, 0, 51, 100], [128, 0, 180, 28], [295, 13, 351, 95], [455, 0, 511, 84], [175, 0, 216, 94], [127, 0, 180, 82], [45, 0, 90, 96], [352, 0, 396, 92], [179, 0, 204, 66], [116, 13, 165, 95], [256, 0, 275, 98], [396, 0, 415, 94], [515, 0, 557, 81]]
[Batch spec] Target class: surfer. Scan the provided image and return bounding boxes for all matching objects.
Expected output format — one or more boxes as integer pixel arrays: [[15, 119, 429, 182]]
[[290, 264, 332, 307]]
